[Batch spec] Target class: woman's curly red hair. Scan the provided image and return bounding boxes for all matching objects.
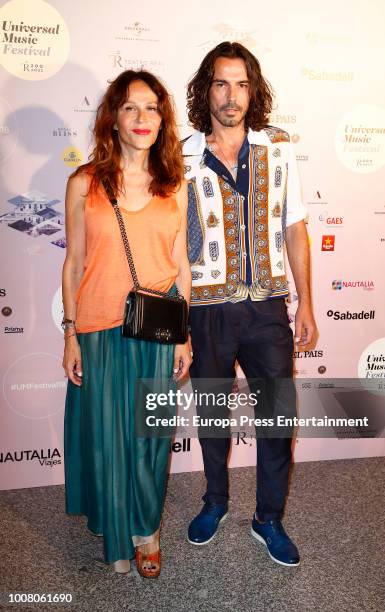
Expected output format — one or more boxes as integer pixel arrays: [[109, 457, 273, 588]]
[[187, 42, 274, 134], [73, 70, 183, 198]]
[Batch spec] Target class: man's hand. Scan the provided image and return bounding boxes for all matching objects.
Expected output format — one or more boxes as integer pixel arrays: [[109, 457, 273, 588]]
[[294, 302, 316, 347]]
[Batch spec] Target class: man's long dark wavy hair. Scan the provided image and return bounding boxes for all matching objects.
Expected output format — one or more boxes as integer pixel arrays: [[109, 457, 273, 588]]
[[187, 41, 274, 134]]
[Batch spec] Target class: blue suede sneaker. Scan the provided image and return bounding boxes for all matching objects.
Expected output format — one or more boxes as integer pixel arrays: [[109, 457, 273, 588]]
[[188, 502, 228, 545], [251, 515, 300, 567]]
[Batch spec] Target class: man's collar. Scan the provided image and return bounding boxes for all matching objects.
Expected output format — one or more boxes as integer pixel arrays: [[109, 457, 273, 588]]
[[182, 131, 206, 155], [247, 128, 271, 145], [182, 128, 270, 156]]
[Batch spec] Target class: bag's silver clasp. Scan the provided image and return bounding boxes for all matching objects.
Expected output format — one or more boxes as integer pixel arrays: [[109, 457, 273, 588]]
[[155, 328, 172, 341]]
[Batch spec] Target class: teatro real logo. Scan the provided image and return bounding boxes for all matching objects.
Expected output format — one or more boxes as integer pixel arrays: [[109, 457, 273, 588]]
[[0, 191, 66, 248], [109, 51, 163, 72]]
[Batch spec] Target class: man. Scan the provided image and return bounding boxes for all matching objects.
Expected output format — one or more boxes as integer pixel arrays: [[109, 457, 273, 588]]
[[183, 42, 315, 567]]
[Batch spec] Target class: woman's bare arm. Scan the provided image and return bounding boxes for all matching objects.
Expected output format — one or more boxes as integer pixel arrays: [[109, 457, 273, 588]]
[[61, 172, 87, 385]]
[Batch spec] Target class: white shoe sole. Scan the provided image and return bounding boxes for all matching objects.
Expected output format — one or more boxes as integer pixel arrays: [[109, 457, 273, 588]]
[[187, 512, 228, 546], [251, 527, 300, 567]]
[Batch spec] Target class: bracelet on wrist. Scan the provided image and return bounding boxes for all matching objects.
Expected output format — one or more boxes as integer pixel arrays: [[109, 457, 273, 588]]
[[61, 318, 76, 330], [64, 331, 77, 340]]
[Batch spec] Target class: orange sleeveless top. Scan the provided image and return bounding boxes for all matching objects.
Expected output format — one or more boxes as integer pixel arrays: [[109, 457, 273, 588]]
[[75, 184, 181, 333]]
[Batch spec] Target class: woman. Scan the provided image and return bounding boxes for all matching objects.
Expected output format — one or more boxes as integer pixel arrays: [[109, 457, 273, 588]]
[[62, 70, 191, 578]]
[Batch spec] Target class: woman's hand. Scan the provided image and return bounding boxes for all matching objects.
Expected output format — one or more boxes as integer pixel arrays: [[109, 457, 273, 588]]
[[62, 335, 83, 386], [173, 339, 193, 382]]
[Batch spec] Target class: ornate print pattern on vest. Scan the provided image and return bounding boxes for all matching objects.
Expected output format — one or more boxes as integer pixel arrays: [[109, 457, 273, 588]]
[[190, 178, 242, 303], [249, 144, 286, 292], [202, 176, 214, 198], [183, 127, 292, 305], [187, 178, 205, 265]]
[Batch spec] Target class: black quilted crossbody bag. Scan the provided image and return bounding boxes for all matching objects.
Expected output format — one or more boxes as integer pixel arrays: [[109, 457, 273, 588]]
[[103, 181, 188, 344]]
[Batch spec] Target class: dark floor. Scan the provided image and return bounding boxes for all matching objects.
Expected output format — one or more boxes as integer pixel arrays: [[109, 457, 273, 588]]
[[0, 457, 384, 612]]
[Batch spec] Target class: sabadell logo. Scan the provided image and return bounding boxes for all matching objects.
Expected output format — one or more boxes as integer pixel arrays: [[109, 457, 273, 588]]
[[327, 309, 375, 321]]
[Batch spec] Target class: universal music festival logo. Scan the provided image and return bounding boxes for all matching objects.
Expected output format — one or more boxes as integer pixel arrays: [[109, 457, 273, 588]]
[[1, 0, 70, 80], [2, 20, 59, 73], [335, 105, 385, 173], [0, 191, 66, 248]]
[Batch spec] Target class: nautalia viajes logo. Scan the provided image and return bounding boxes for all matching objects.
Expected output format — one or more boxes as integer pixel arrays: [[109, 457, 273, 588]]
[[0, 447, 61, 467], [332, 280, 374, 291]]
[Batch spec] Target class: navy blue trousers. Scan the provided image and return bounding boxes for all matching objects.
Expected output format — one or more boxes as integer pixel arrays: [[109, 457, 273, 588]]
[[189, 298, 294, 521]]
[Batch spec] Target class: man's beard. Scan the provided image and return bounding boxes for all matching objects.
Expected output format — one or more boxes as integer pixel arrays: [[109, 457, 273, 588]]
[[210, 104, 246, 127]]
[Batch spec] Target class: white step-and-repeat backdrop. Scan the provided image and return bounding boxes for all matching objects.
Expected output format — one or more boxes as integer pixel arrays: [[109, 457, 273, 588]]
[[1, 0, 385, 490]]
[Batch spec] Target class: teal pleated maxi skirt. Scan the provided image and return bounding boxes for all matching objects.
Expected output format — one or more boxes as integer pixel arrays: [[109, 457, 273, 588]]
[[64, 325, 175, 563]]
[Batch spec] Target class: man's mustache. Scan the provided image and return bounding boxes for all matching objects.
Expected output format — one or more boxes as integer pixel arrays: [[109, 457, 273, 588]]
[[220, 103, 242, 111]]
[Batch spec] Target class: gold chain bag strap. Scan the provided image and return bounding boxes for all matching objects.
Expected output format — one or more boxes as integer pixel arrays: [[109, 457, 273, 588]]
[[102, 180, 188, 344]]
